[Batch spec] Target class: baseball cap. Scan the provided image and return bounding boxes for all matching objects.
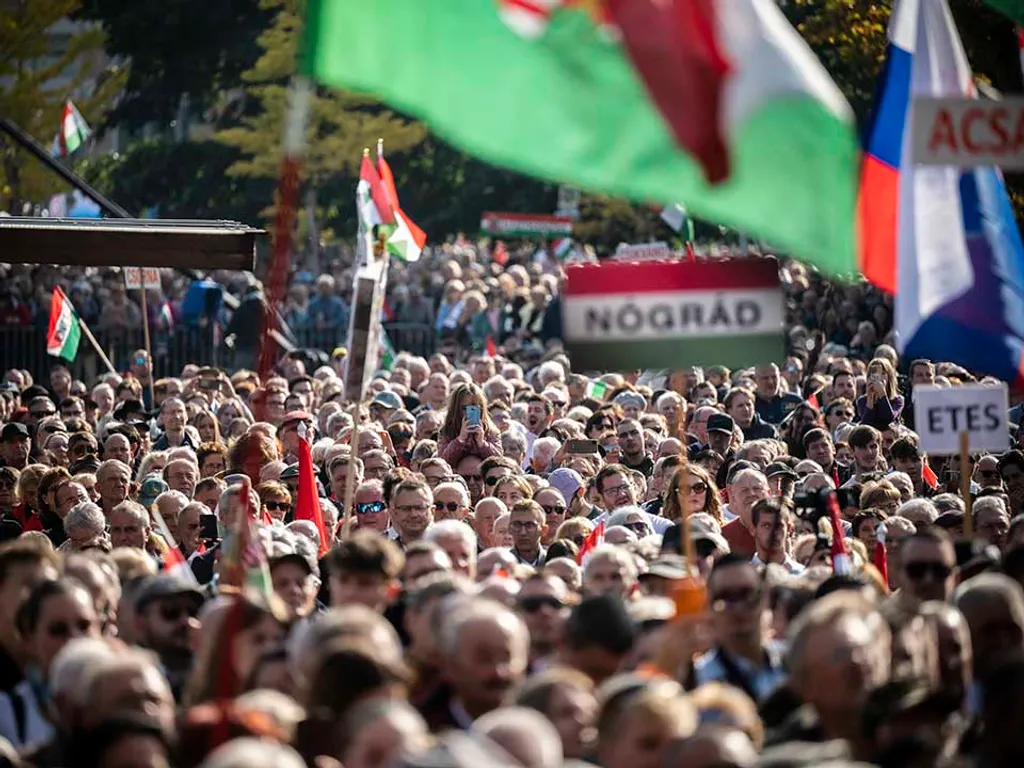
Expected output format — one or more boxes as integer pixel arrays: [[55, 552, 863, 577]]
[[706, 414, 734, 434], [548, 468, 584, 505], [139, 475, 169, 507], [644, 554, 689, 580], [371, 391, 404, 411], [0, 423, 29, 442], [765, 462, 798, 480], [134, 573, 205, 612], [279, 463, 300, 480], [113, 399, 149, 422], [281, 410, 314, 429]]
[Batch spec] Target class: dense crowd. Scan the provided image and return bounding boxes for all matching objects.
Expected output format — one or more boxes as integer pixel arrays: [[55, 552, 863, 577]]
[[0, 245, 1020, 768]]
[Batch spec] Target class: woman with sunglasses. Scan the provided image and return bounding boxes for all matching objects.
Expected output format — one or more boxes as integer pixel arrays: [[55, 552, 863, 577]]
[[662, 465, 723, 525], [437, 383, 502, 467], [0, 578, 100, 749], [256, 481, 294, 523]]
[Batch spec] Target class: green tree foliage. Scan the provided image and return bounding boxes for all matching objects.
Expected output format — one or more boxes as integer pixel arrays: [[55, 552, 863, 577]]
[[77, 0, 273, 131], [76, 139, 269, 222], [0, 0, 125, 212], [572, 197, 676, 256], [216, 0, 426, 222]]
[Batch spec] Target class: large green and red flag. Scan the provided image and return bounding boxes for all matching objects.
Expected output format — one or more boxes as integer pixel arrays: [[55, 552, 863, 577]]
[[303, 0, 858, 275], [562, 259, 784, 371]]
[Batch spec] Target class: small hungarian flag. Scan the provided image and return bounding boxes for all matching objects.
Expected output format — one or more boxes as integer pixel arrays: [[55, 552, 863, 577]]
[[485, 335, 498, 357], [377, 141, 426, 262], [52, 101, 91, 158], [873, 524, 889, 587], [295, 425, 330, 556], [826, 491, 852, 576], [577, 521, 605, 566], [46, 287, 81, 361], [922, 461, 939, 490], [358, 153, 394, 229]]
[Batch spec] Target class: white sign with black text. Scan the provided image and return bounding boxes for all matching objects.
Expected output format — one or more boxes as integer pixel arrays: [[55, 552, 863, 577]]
[[913, 383, 1009, 455]]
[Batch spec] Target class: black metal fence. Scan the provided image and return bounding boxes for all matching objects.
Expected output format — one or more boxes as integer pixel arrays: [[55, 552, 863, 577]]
[[0, 321, 435, 382]]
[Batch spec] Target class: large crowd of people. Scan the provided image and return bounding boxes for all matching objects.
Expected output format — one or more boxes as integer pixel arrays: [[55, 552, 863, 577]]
[[0, 244, 1019, 768]]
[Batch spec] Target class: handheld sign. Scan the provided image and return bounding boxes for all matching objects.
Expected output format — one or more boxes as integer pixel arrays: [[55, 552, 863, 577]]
[[562, 259, 784, 371], [913, 383, 1009, 455], [123, 266, 161, 290], [614, 241, 672, 262], [480, 212, 573, 238], [911, 97, 1024, 169]]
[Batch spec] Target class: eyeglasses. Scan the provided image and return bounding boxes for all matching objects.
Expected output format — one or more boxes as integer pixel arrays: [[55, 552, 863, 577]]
[[485, 473, 510, 487], [356, 501, 386, 515], [831, 410, 853, 420], [509, 520, 540, 532], [602, 484, 630, 497], [683, 482, 708, 495], [424, 474, 451, 484], [518, 595, 564, 613], [435, 500, 462, 513], [711, 587, 761, 612], [542, 505, 566, 517], [264, 500, 292, 512], [903, 561, 953, 582], [159, 602, 199, 622], [71, 445, 96, 456]]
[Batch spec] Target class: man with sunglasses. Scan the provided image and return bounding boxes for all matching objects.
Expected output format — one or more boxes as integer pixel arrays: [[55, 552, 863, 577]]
[[353, 480, 390, 534], [433, 482, 470, 522], [897, 529, 957, 608], [26, 396, 56, 427], [693, 554, 786, 703], [134, 573, 204, 702], [516, 573, 569, 669], [974, 454, 1003, 490]]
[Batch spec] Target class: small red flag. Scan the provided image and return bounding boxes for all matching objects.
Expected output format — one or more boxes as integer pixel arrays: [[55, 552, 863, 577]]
[[295, 428, 330, 556], [577, 521, 605, 566], [922, 462, 939, 490], [807, 392, 820, 410], [826, 492, 852, 575], [485, 335, 498, 357], [685, 242, 696, 262], [873, 539, 889, 587]]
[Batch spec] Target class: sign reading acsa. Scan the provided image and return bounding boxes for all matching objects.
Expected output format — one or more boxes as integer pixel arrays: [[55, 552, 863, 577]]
[[911, 97, 1024, 170], [913, 383, 1009, 455]]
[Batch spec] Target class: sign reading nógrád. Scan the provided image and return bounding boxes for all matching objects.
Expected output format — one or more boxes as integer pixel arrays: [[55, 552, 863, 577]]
[[563, 259, 784, 371], [480, 212, 573, 238]]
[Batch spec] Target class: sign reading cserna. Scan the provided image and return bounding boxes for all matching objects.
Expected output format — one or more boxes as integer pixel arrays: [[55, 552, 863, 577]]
[[562, 259, 785, 371], [911, 96, 1024, 169], [480, 212, 573, 238]]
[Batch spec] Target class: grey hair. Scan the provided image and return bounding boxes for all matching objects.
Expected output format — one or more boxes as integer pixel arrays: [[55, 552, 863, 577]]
[[932, 493, 965, 515], [64, 502, 106, 536], [135, 450, 169, 481], [433, 481, 469, 508], [202, 738, 306, 768], [897, 498, 938, 525], [111, 500, 150, 527], [475, 706, 564, 768], [438, 598, 528, 659], [425, 520, 478, 552], [96, 459, 131, 482], [537, 360, 565, 385], [79, 647, 169, 707], [154, 490, 189, 511], [501, 429, 527, 454], [215, 484, 261, 521], [973, 495, 1008, 518], [50, 638, 116, 704], [607, 506, 647, 528]]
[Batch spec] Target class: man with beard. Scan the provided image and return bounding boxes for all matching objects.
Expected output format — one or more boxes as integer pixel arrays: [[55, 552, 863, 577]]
[[389, 477, 435, 548], [133, 573, 204, 701], [616, 419, 654, 478], [524, 395, 553, 467]]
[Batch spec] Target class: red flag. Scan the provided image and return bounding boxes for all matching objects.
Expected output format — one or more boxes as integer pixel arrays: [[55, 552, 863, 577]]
[[493, 240, 509, 266], [377, 151, 401, 212], [807, 391, 820, 410], [606, 0, 732, 184], [576, 521, 605, 566], [826, 491, 852, 575], [360, 155, 395, 225], [922, 462, 939, 490], [873, 539, 889, 587], [685, 242, 696, 262], [295, 427, 330, 556], [485, 336, 498, 357]]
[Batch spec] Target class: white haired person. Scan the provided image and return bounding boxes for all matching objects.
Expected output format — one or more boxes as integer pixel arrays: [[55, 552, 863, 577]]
[[60, 502, 107, 552]]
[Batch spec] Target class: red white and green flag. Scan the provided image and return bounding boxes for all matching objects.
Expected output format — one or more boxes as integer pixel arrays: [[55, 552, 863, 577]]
[[563, 259, 784, 371], [302, 0, 857, 275], [46, 287, 81, 362], [52, 101, 92, 158], [481, 212, 573, 238], [377, 140, 427, 262]]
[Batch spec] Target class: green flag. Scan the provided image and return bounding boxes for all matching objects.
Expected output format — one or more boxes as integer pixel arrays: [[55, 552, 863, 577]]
[[984, 0, 1024, 24], [303, 0, 858, 276]]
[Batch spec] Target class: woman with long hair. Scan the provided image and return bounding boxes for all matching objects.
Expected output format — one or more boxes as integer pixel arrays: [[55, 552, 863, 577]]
[[661, 465, 723, 525], [192, 410, 222, 444], [856, 357, 904, 429], [437, 383, 502, 467]]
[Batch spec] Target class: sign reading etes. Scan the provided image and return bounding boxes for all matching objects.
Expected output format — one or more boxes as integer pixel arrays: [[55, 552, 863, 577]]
[[911, 97, 1024, 169], [913, 383, 1009, 455]]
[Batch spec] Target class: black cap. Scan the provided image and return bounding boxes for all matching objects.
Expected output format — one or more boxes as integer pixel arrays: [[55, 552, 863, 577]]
[[1, 423, 29, 442], [134, 573, 205, 612], [113, 399, 149, 422], [279, 463, 300, 480], [765, 461, 798, 479], [706, 413, 735, 434]]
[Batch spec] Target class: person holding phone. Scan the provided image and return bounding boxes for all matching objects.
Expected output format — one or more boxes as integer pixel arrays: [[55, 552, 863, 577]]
[[855, 358, 904, 430], [437, 383, 502, 468]]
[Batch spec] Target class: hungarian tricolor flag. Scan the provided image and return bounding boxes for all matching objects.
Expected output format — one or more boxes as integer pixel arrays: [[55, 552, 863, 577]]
[[358, 153, 394, 230], [302, 0, 857, 275], [377, 141, 427, 262], [52, 101, 92, 158], [295, 425, 330, 556], [576, 521, 605, 566], [47, 287, 81, 362]]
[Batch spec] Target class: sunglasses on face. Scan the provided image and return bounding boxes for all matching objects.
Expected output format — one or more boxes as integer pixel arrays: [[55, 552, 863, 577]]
[[159, 602, 199, 622], [683, 482, 708, 494], [435, 501, 462, 513], [264, 500, 292, 512], [484, 473, 509, 487], [903, 561, 953, 582], [542, 505, 566, 517], [518, 595, 564, 613], [356, 501, 386, 515]]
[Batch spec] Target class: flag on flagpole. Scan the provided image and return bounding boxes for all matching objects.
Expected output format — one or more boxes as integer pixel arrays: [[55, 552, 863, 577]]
[[826, 491, 852, 575], [376, 140, 426, 262], [46, 287, 81, 361], [485, 336, 498, 357], [295, 425, 330, 556], [302, 0, 858, 275], [860, 0, 1024, 384], [151, 501, 199, 583], [358, 153, 394, 230], [922, 461, 939, 490], [873, 524, 890, 587], [1017, 27, 1024, 81], [52, 101, 92, 158], [576, 521, 605, 566]]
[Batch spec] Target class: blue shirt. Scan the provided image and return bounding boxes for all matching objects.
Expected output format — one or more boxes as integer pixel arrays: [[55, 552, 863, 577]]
[[694, 642, 788, 702]]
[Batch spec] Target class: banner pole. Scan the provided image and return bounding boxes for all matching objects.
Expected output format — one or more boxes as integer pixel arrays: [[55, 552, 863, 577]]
[[139, 283, 155, 406], [77, 318, 116, 375], [960, 431, 972, 537]]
